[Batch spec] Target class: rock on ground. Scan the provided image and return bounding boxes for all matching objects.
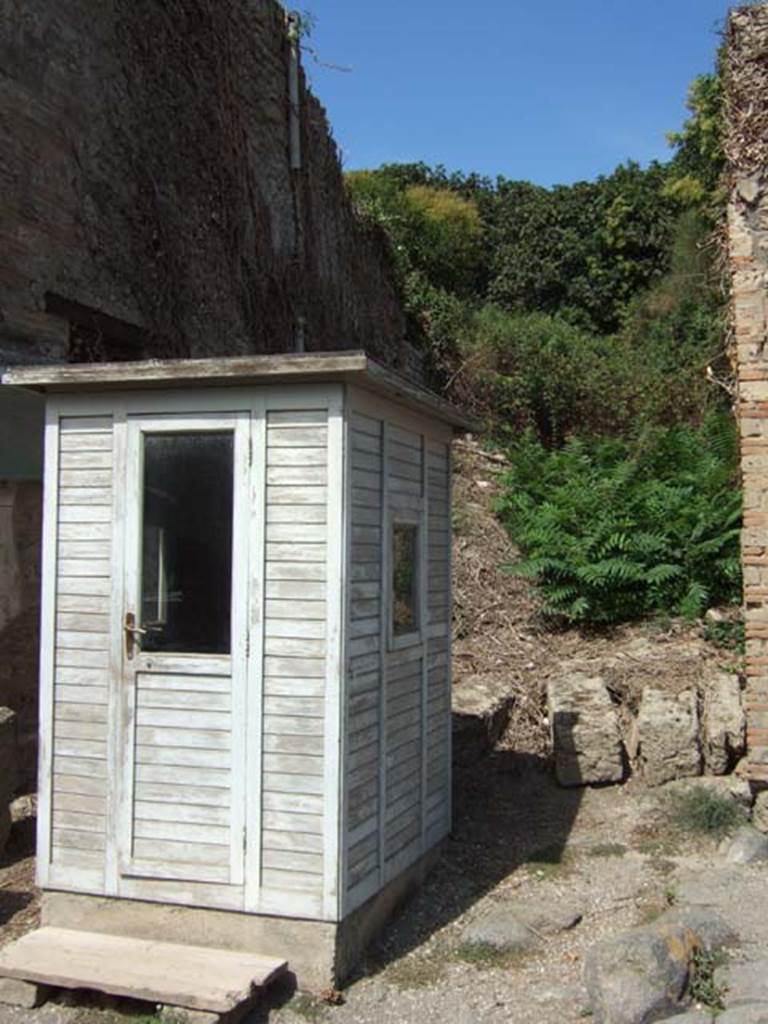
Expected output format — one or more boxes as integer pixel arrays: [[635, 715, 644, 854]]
[[583, 922, 699, 1024], [716, 1007, 768, 1023], [462, 899, 583, 953], [753, 790, 768, 833], [722, 826, 768, 864], [635, 688, 701, 787], [0, 708, 17, 854], [547, 674, 624, 787], [701, 672, 745, 775], [715, 960, 768, 1007], [654, 906, 738, 953]]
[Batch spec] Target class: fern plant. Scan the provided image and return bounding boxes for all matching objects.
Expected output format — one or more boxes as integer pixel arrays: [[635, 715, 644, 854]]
[[495, 415, 742, 623]]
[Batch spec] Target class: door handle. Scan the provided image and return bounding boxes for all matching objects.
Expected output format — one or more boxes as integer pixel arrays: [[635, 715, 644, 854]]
[[124, 612, 147, 660]]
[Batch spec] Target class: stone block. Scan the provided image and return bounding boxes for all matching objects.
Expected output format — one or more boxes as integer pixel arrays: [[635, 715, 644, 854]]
[[547, 674, 624, 787], [0, 977, 49, 1008], [752, 789, 768, 832], [702, 673, 746, 774], [636, 688, 701, 787]]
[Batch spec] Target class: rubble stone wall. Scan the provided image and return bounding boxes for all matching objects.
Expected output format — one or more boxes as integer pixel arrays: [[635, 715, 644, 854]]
[[0, 483, 40, 789], [0, 0, 407, 367]]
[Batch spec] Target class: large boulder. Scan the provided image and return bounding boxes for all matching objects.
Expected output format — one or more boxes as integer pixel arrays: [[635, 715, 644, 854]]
[[547, 674, 624, 787], [715, 959, 768, 1009], [635, 688, 701, 787], [701, 673, 745, 775], [584, 922, 699, 1023], [0, 707, 17, 853], [722, 826, 768, 864], [462, 898, 583, 953]]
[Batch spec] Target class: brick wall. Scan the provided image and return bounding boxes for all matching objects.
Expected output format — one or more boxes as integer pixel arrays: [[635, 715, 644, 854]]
[[727, 4, 768, 781]]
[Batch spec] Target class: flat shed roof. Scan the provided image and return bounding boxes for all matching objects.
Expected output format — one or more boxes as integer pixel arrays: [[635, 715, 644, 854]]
[[2, 351, 475, 431]]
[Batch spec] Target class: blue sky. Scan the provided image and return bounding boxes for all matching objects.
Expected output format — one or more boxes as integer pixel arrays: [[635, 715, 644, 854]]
[[303, 0, 733, 187]]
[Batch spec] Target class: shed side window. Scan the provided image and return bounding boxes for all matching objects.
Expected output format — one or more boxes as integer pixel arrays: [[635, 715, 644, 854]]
[[391, 521, 420, 637]]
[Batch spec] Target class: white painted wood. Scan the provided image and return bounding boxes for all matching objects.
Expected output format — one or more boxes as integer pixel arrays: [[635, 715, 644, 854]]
[[322, 389, 344, 920], [36, 402, 61, 887]]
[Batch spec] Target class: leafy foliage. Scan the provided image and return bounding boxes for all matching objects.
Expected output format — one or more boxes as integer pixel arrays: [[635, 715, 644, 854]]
[[665, 71, 725, 211], [346, 171, 484, 297], [347, 55, 737, 627], [496, 417, 742, 623], [487, 162, 677, 334]]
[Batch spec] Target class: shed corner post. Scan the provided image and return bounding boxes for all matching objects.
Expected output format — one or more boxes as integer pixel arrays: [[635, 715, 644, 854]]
[[323, 384, 347, 921], [35, 398, 61, 889]]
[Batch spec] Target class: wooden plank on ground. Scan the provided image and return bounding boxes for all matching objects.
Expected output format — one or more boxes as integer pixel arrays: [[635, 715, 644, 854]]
[[0, 928, 287, 1013]]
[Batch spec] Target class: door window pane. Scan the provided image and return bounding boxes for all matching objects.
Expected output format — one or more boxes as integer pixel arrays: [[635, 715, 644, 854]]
[[141, 431, 234, 654], [392, 522, 419, 636]]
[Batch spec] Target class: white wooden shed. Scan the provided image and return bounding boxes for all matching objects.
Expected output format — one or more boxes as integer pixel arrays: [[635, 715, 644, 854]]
[[1, 352, 470, 990]]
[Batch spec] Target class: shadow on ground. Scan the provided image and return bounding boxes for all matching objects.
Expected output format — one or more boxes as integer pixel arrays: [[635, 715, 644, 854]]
[[354, 748, 584, 979], [0, 809, 37, 932]]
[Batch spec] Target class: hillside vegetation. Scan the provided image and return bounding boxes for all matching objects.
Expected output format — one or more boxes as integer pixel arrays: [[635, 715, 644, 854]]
[[347, 59, 741, 626]]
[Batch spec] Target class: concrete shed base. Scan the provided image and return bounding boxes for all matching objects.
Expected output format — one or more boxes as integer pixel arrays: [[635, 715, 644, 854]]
[[41, 845, 442, 992]]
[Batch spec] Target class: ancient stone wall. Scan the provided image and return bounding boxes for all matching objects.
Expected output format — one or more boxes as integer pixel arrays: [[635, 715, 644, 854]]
[[0, 483, 41, 789], [0, 0, 407, 367], [727, 4, 768, 782], [0, 0, 410, 791]]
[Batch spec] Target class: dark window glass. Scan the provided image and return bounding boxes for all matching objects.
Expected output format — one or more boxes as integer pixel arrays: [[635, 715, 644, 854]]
[[392, 522, 419, 636], [140, 431, 234, 654]]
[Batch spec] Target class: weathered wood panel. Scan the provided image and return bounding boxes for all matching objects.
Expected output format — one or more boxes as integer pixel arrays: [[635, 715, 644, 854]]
[[344, 394, 453, 914], [49, 417, 114, 877], [260, 409, 329, 897]]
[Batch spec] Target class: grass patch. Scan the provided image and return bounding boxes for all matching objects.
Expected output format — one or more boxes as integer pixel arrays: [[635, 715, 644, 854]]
[[636, 883, 677, 926], [702, 617, 744, 654], [689, 947, 728, 1013], [452, 942, 529, 971], [285, 993, 329, 1022], [587, 842, 627, 858], [665, 787, 747, 840], [384, 955, 445, 990]]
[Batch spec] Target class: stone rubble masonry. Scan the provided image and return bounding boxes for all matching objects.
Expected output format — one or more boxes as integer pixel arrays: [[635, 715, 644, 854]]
[[728, 6, 768, 783], [0, 482, 41, 788], [0, 0, 408, 369], [0, 706, 17, 854], [635, 688, 701, 788], [546, 674, 625, 787]]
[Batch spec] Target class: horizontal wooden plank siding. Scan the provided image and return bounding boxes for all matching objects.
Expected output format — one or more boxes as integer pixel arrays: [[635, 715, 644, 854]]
[[50, 415, 114, 878], [127, 672, 234, 884], [343, 393, 453, 914], [425, 440, 452, 846], [345, 412, 383, 897], [260, 409, 329, 902]]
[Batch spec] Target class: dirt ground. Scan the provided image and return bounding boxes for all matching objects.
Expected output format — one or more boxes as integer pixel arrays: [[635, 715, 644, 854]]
[[0, 438, 751, 1023], [0, 769, 753, 1024]]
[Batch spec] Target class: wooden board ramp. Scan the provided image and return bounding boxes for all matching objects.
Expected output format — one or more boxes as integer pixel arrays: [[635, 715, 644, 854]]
[[0, 927, 288, 1013]]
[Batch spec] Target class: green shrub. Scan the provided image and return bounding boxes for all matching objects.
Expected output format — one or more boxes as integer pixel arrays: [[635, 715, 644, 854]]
[[689, 947, 728, 1012], [496, 416, 741, 623], [666, 786, 747, 839]]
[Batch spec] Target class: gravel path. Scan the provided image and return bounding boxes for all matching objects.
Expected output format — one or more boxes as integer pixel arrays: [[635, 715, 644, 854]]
[[1, 764, 766, 1024]]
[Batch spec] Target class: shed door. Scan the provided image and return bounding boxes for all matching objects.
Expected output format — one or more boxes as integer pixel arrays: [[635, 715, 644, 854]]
[[117, 412, 250, 890]]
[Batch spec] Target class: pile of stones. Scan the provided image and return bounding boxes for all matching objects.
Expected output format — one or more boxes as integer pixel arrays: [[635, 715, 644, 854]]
[[547, 671, 745, 789]]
